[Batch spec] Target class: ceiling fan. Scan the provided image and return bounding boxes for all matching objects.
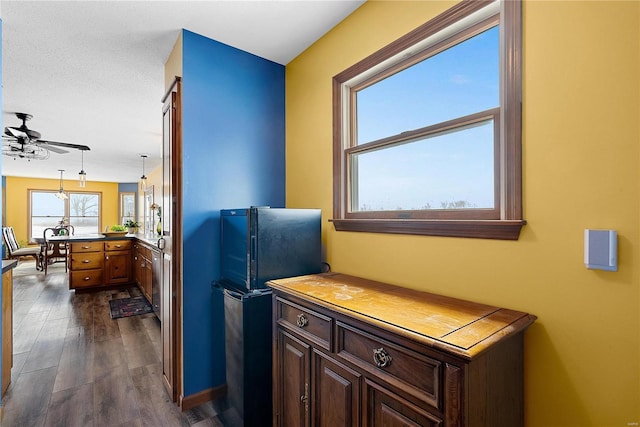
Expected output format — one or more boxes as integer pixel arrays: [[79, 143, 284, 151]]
[[2, 112, 90, 160]]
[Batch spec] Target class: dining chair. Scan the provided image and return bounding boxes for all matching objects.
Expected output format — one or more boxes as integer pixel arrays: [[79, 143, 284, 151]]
[[42, 227, 69, 275], [2, 226, 43, 270]]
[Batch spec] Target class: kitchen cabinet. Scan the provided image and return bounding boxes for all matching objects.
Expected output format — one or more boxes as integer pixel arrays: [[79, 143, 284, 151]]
[[269, 273, 536, 427], [133, 242, 152, 301], [69, 241, 104, 289], [69, 238, 135, 290], [2, 260, 17, 396], [133, 240, 161, 316], [104, 240, 132, 285]]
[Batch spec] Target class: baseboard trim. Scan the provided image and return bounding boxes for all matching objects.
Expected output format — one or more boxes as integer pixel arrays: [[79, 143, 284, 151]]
[[180, 384, 227, 411]]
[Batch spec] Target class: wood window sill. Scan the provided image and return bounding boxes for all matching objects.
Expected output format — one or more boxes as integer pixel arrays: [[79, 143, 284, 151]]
[[330, 219, 526, 240]]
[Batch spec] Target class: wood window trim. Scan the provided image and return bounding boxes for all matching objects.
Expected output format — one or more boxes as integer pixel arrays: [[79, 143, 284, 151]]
[[331, 0, 524, 240]]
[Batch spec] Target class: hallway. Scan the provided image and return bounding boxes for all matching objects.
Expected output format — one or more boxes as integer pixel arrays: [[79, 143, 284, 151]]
[[1, 262, 232, 426]]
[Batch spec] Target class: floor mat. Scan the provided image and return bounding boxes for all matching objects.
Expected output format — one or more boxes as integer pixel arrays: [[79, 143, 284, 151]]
[[109, 296, 153, 319]]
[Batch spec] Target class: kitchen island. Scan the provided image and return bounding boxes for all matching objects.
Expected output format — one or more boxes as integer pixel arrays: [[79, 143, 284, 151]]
[[52, 235, 161, 311]]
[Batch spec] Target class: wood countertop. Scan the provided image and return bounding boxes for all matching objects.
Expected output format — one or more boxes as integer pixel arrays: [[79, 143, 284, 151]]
[[267, 272, 536, 359]]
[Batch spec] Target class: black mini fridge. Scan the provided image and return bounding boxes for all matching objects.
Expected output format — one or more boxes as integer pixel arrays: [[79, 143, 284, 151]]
[[216, 207, 322, 426], [222, 287, 272, 426]]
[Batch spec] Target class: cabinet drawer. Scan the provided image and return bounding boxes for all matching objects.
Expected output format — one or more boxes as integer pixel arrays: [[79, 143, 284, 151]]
[[276, 297, 332, 351], [70, 252, 104, 270], [70, 269, 103, 288], [70, 241, 102, 253], [337, 321, 442, 410], [105, 240, 131, 251]]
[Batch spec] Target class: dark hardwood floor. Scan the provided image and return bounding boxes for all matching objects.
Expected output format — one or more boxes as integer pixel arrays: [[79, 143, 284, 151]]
[[1, 261, 238, 427]]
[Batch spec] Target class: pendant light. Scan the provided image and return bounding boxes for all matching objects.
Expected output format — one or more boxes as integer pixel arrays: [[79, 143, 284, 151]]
[[140, 154, 148, 191], [78, 150, 87, 188], [55, 170, 68, 200]]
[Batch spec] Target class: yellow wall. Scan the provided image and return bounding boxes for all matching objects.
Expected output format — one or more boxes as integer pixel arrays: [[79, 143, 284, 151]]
[[286, 1, 639, 425], [4, 176, 120, 244], [165, 31, 183, 91]]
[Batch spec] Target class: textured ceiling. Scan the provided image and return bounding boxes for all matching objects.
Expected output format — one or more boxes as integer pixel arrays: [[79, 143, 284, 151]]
[[1, 0, 363, 183]]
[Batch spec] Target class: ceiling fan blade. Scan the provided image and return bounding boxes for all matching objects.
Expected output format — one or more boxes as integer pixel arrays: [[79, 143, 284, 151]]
[[4, 127, 29, 139], [39, 143, 68, 154], [37, 139, 90, 151]]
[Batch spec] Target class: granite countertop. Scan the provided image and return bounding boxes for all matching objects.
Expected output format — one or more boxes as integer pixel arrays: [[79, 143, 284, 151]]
[[2, 259, 18, 273], [46, 233, 162, 249], [130, 233, 163, 247]]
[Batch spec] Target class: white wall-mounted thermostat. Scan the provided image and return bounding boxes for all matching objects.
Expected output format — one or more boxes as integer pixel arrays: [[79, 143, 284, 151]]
[[584, 229, 617, 272]]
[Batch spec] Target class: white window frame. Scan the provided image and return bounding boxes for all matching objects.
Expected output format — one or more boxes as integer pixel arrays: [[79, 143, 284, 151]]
[[29, 190, 102, 241]]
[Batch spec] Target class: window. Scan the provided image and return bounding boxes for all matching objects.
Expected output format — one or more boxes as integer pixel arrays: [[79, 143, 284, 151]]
[[332, 0, 523, 239], [29, 190, 101, 241], [119, 192, 136, 225]]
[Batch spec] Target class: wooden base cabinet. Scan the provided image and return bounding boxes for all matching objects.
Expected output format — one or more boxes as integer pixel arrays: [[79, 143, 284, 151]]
[[133, 240, 161, 316], [269, 273, 536, 427], [69, 239, 131, 290], [69, 241, 104, 289], [2, 265, 14, 396], [104, 240, 132, 285]]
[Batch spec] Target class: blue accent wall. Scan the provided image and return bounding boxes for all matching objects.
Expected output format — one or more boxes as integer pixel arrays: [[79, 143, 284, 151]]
[[181, 30, 285, 396], [118, 183, 138, 193]]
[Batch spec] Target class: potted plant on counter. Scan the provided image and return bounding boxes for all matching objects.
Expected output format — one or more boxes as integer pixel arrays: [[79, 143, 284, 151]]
[[124, 219, 140, 234]]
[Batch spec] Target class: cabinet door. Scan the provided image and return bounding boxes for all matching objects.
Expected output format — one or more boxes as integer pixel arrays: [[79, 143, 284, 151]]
[[133, 249, 143, 287], [2, 270, 13, 396], [363, 379, 442, 427], [105, 250, 132, 284], [275, 330, 310, 427], [143, 257, 153, 301], [312, 349, 361, 427], [150, 248, 161, 316]]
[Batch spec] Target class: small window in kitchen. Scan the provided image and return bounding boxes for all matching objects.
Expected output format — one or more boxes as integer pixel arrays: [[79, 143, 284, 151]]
[[119, 192, 136, 226], [332, 0, 524, 239]]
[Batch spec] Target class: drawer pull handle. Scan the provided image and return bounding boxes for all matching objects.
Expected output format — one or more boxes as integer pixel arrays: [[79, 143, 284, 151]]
[[82, 245, 91, 249], [83, 276, 91, 281], [373, 348, 392, 368], [296, 313, 309, 328], [115, 245, 122, 248], [82, 259, 91, 264], [300, 383, 309, 412]]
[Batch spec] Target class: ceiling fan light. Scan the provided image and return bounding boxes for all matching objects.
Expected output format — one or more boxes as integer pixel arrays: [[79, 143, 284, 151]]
[[57, 169, 68, 199]]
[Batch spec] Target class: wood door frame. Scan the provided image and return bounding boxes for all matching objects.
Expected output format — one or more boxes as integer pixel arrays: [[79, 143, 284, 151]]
[[161, 77, 183, 404]]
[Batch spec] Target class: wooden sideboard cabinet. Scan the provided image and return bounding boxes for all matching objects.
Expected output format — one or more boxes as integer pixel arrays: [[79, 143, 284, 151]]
[[268, 273, 536, 427]]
